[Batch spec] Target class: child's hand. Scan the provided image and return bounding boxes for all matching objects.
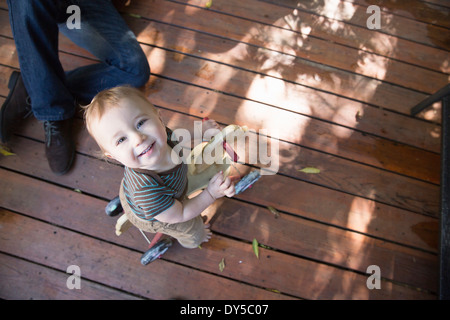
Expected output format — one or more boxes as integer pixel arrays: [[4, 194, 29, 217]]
[[206, 171, 235, 200]]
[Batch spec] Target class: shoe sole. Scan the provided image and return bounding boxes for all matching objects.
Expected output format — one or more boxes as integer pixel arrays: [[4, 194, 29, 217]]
[[51, 143, 76, 176], [0, 71, 21, 143]]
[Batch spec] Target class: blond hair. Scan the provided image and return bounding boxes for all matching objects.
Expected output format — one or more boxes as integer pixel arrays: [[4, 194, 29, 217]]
[[82, 86, 156, 138], [82, 86, 161, 161]]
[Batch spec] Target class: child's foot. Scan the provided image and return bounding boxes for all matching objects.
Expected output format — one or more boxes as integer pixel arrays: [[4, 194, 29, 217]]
[[201, 223, 212, 243]]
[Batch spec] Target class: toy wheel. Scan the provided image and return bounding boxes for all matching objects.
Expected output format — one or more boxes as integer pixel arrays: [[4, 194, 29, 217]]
[[140, 238, 173, 265], [105, 196, 122, 217], [235, 171, 261, 195]]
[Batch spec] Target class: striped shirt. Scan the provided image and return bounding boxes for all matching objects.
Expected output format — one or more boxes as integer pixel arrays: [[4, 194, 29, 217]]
[[122, 127, 188, 221], [123, 163, 188, 221]]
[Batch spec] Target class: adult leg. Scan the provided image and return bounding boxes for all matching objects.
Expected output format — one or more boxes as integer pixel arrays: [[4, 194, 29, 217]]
[[7, 0, 76, 121], [0, 71, 31, 143], [59, 0, 150, 103], [6, 0, 76, 175]]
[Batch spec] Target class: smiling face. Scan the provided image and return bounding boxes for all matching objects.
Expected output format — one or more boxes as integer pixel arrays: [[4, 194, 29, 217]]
[[90, 96, 171, 171]]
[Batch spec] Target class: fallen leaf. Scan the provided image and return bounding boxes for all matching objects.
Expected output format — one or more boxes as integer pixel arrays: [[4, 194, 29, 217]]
[[267, 206, 280, 218], [219, 258, 225, 272], [205, 0, 213, 8], [298, 167, 320, 174], [128, 13, 141, 19], [269, 289, 280, 293], [252, 238, 259, 259], [0, 145, 15, 156], [73, 189, 82, 194]]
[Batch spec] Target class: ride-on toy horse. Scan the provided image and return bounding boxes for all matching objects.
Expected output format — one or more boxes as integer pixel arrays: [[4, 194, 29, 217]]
[[105, 122, 261, 265]]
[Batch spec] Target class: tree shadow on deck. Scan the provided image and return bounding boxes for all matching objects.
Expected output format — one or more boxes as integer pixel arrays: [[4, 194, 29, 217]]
[[31, 0, 441, 299], [0, 0, 445, 300], [115, 0, 446, 298]]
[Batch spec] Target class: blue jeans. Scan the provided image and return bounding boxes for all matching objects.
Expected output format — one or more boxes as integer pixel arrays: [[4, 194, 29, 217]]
[[7, 0, 150, 121]]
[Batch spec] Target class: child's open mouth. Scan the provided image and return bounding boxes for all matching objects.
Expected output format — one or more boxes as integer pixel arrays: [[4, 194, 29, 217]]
[[138, 142, 154, 157]]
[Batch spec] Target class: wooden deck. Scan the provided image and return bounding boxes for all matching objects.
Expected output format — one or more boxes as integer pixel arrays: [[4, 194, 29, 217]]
[[0, 0, 449, 300]]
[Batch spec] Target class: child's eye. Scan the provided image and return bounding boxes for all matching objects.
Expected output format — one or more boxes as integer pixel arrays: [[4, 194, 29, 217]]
[[116, 137, 126, 146], [137, 119, 147, 129]]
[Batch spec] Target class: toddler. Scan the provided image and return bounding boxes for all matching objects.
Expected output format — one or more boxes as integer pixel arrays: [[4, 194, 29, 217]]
[[83, 86, 235, 248]]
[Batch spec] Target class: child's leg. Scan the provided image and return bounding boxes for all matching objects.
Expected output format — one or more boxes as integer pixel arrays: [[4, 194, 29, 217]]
[[120, 180, 210, 248], [202, 223, 212, 243], [163, 215, 211, 249], [6, 0, 76, 121]]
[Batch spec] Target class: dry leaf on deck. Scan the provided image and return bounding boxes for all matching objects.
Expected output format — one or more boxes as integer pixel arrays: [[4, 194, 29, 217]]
[[267, 206, 280, 218], [252, 238, 259, 259], [219, 258, 225, 272], [205, 0, 212, 8], [128, 13, 141, 19], [298, 167, 320, 174], [0, 146, 15, 156]]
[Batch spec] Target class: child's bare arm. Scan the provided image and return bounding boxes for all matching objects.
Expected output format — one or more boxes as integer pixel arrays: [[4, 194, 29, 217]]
[[155, 172, 235, 224]]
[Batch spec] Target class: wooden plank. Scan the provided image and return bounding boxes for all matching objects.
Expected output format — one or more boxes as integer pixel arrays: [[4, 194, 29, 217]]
[[183, 0, 450, 77], [0, 0, 443, 300], [0, 208, 290, 300], [0, 60, 441, 215], [0, 20, 443, 185], [163, 228, 435, 299], [119, 14, 442, 150], [127, 0, 449, 87], [347, 0, 450, 28], [207, 198, 438, 293], [3, 0, 444, 77], [0, 6, 442, 245], [424, 0, 450, 9], [0, 9, 443, 133], [348, 0, 450, 29], [0, 154, 439, 293], [0, 253, 142, 300], [3, 77, 439, 217], [0, 128, 440, 252], [0, 66, 439, 220], [260, 0, 450, 50], [2, 1, 447, 123], [0, 169, 436, 299], [144, 75, 441, 184]]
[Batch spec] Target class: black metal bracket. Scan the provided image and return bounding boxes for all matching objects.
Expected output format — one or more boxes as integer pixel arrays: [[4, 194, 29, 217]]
[[411, 84, 450, 116], [439, 95, 449, 300], [411, 85, 450, 300]]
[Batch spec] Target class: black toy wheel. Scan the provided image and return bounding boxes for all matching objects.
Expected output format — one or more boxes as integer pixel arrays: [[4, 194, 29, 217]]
[[105, 196, 122, 217], [140, 238, 173, 265]]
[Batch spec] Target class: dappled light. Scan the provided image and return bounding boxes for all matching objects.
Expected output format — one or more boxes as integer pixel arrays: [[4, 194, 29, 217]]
[[0, 0, 447, 300], [320, 0, 357, 21], [133, 0, 445, 299], [355, 50, 389, 80], [346, 192, 376, 237]]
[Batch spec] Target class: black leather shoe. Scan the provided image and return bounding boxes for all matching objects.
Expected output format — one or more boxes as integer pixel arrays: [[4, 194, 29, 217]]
[[44, 119, 75, 175], [0, 71, 31, 143]]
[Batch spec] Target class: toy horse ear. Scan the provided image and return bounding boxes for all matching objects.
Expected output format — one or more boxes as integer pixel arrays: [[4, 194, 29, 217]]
[[104, 152, 114, 159]]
